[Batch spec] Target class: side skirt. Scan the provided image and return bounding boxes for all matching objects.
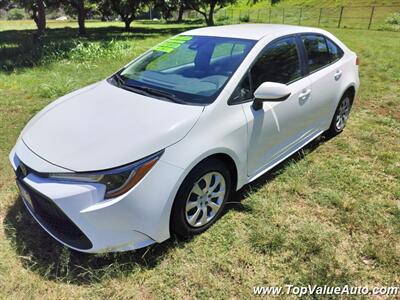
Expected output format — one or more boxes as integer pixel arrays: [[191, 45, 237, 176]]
[[246, 129, 324, 184]]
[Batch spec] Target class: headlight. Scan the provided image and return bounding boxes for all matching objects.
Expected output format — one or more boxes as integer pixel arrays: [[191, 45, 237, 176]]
[[48, 150, 163, 199]]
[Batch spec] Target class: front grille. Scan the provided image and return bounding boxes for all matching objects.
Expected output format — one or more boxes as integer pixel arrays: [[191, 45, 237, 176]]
[[17, 178, 93, 250]]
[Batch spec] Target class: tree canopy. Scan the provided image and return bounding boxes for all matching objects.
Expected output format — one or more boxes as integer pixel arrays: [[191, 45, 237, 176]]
[[187, 0, 236, 25], [110, 0, 144, 29], [6, 0, 245, 39]]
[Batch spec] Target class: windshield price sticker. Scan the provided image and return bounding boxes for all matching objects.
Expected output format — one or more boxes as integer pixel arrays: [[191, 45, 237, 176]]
[[154, 35, 192, 53]]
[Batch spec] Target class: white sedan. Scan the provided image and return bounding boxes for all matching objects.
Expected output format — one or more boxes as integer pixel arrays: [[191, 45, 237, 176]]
[[10, 24, 359, 253]]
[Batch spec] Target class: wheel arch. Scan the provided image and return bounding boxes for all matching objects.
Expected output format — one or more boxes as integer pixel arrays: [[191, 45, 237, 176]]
[[171, 150, 241, 193], [343, 84, 356, 104], [168, 151, 241, 236], [327, 83, 357, 129], [197, 153, 239, 193]]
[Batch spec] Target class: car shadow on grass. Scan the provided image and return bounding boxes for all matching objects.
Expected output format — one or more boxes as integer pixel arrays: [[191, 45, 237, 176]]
[[3, 134, 331, 285], [3, 199, 185, 284], [228, 134, 331, 212]]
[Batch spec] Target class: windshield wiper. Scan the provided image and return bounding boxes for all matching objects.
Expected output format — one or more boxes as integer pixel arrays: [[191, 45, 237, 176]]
[[119, 83, 153, 98], [122, 83, 187, 104], [112, 73, 125, 87]]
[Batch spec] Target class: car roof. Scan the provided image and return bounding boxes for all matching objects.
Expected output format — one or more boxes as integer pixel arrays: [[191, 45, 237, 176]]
[[183, 24, 325, 41]]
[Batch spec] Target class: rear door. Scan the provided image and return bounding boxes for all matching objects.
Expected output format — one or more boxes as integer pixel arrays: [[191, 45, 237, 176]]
[[300, 34, 345, 130]]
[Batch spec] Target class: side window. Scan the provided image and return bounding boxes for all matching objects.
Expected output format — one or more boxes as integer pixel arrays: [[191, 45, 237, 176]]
[[301, 35, 331, 72], [326, 38, 344, 62], [230, 73, 252, 103], [250, 37, 301, 90]]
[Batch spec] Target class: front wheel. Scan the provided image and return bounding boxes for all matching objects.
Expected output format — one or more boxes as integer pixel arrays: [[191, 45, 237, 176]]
[[325, 94, 353, 138], [170, 158, 231, 237]]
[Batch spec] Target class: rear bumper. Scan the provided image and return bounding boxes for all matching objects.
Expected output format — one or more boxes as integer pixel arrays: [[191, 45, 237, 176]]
[[9, 145, 185, 253]]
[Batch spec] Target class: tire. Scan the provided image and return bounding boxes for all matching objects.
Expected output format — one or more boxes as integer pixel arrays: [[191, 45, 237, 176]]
[[324, 93, 353, 138], [170, 158, 231, 237]]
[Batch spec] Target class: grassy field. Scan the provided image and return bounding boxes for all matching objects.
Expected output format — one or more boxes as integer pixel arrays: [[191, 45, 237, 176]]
[[0, 20, 399, 299], [207, 0, 400, 30], [213, 6, 400, 30], [231, 0, 400, 9]]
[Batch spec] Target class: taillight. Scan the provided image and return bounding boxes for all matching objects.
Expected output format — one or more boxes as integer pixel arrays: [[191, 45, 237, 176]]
[[356, 56, 360, 65]]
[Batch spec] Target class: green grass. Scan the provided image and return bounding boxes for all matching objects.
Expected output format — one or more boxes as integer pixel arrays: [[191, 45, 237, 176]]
[[208, 0, 400, 30], [231, 0, 400, 9], [0, 20, 399, 299]]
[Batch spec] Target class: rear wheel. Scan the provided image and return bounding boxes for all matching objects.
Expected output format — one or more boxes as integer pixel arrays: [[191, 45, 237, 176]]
[[325, 93, 352, 138], [170, 158, 231, 237]]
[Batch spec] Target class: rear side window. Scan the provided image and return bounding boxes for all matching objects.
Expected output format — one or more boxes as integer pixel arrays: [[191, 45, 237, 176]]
[[250, 36, 301, 89], [301, 35, 331, 72], [326, 38, 344, 62]]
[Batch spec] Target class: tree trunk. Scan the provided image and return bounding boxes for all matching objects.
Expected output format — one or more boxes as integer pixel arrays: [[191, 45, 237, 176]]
[[76, 0, 86, 35], [207, 4, 215, 26], [35, 0, 46, 36], [124, 18, 133, 30], [196, 10, 208, 25], [177, 3, 184, 22]]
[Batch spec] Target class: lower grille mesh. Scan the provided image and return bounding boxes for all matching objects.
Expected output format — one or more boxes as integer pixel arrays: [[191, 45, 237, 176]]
[[17, 179, 92, 250]]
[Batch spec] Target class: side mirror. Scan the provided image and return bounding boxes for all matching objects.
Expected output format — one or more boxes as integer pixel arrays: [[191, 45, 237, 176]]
[[253, 82, 291, 111]]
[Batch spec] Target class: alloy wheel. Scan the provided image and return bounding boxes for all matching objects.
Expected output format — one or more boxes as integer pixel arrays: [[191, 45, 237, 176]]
[[185, 171, 226, 227], [335, 97, 351, 131]]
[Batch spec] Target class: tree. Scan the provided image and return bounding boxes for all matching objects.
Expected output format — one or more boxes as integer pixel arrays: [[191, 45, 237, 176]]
[[33, 0, 46, 37], [153, 0, 178, 20], [62, 0, 99, 35], [97, 0, 114, 21], [15, 0, 49, 40], [71, 0, 86, 35], [176, 0, 185, 22], [188, 0, 236, 26], [62, 0, 90, 35], [166, 0, 188, 22], [109, 0, 142, 30], [0, 0, 11, 9]]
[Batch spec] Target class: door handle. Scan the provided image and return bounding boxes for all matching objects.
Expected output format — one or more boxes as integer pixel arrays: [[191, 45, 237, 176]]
[[334, 70, 343, 81], [298, 89, 311, 103]]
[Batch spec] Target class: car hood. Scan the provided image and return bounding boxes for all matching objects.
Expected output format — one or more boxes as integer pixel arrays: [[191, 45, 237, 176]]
[[21, 80, 204, 172]]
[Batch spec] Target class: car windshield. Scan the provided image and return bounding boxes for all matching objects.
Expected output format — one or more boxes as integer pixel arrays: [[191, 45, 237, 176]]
[[111, 35, 256, 105]]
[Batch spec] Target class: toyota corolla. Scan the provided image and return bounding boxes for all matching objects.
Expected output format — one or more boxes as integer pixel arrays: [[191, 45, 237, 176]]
[[10, 24, 359, 253]]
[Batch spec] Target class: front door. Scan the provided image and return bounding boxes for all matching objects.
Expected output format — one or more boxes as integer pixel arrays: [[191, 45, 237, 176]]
[[238, 36, 315, 177]]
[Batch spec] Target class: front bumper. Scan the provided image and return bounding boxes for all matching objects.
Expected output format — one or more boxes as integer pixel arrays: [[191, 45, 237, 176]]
[[9, 145, 185, 253]]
